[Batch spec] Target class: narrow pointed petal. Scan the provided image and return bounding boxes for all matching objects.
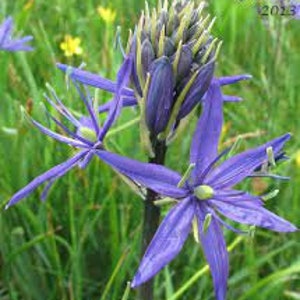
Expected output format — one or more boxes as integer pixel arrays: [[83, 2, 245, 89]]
[[190, 80, 223, 184], [98, 96, 138, 113], [48, 114, 92, 146], [197, 204, 229, 300], [222, 95, 243, 102], [56, 63, 134, 97], [146, 56, 174, 135], [96, 150, 188, 198], [206, 134, 291, 189], [218, 74, 252, 86], [131, 197, 194, 287], [99, 55, 133, 139], [0, 17, 33, 52], [44, 92, 81, 128], [73, 83, 100, 135], [6, 151, 88, 208], [212, 190, 264, 207], [31, 117, 88, 148], [210, 198, 297, 232], [0, 17, 13, 43]]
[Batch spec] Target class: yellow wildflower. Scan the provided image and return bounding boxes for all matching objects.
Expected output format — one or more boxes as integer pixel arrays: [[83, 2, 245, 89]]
[[24, 0, 34, 10], [97, 6, 116, 24], [295, 150, 300, 167], [220, 121, 231, 142], [60, 35, 83, 57]]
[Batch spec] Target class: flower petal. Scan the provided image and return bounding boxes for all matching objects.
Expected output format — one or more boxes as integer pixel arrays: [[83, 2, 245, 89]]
[[98, 96, 137, 113], [99, 55, 133, 139], [6, 150, 88, 208], [212, 190, 264, 207], [131, 197, 194, 287], [0, 17, 33, 52], [218, 74, 252, 86], [222, 95, 243, 102], [197, 203, 229, 300], [210, 198, 297, 232], [190, 80, 223, 184], [31, 117, 88, 148], [96, 150, 188, 198], [0, 17, 13, 44], [56, 63, 134, 97], [206, 133, 291, 189]]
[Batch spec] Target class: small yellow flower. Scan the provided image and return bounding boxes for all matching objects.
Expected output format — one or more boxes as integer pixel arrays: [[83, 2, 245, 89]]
[[220, 121, 231, 142], [295, 150, 300, 167], [97, 6, 116, 24], [23, 0, 34, 11], [60, 35, 83, 57]]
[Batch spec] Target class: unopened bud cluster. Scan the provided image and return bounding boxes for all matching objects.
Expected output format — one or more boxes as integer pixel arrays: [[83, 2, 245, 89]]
[[128, 0, 221, 137]]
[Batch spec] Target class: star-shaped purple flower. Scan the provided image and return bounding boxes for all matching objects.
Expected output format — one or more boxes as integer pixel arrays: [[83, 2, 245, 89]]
[[96, 79, 297, 300], [0, 16, 33, 52], [6, 56, 132, 208]]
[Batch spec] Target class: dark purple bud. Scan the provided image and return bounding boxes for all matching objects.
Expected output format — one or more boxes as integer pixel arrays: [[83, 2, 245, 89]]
[[164, 37, 175, 56], [146, 57, 174, 135], [141, 39, 155, 77], [173, 45, 193, 82], [177, 61, 214, 120]]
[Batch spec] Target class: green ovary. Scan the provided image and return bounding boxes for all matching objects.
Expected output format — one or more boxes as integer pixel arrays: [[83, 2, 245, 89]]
[[194, 185, 214, 200], [79, 126, 97, 143]]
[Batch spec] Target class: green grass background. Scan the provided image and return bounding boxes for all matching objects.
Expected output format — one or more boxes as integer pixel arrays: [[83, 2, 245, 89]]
[[0, 0, 300, 299]]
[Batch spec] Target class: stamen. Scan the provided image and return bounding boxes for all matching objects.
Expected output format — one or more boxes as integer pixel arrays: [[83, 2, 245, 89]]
[[177, 163, 195, 187], [207, 16, 216, 32], [267, 146, 276, 167], [175, 16, 188, 45], [202, 213, 212, 233], [125, 29, 133, 54], [154, 197, 177, 206], [201, 37, 218, 64], [248, 225, 256, 238], [158, 24, 166, 57], [192, 217, 200, 242], [192, 30, 209, 55], [261, 189, 279, 201], [151, 8, 157, 45], [172, 39, 183, 76]]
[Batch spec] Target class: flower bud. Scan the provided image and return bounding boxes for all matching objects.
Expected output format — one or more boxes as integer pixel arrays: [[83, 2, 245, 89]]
[[145, 56, 174, 135], [141, 39, 155, 78], [128, 0, 221, 139]]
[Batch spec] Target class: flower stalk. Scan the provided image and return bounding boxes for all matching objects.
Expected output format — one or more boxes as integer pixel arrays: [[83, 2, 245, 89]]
[[139, 136, 167, 300]]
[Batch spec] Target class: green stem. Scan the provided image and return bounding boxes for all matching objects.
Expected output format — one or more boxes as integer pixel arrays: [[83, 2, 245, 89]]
[[138, 137, 167, 300]]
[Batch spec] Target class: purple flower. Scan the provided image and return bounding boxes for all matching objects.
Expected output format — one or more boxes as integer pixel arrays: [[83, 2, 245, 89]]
[[96, 79, 297, 300], [56, 62, 251, 123], [6, 56, 132, 209], [0, 16, 33, 52]]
